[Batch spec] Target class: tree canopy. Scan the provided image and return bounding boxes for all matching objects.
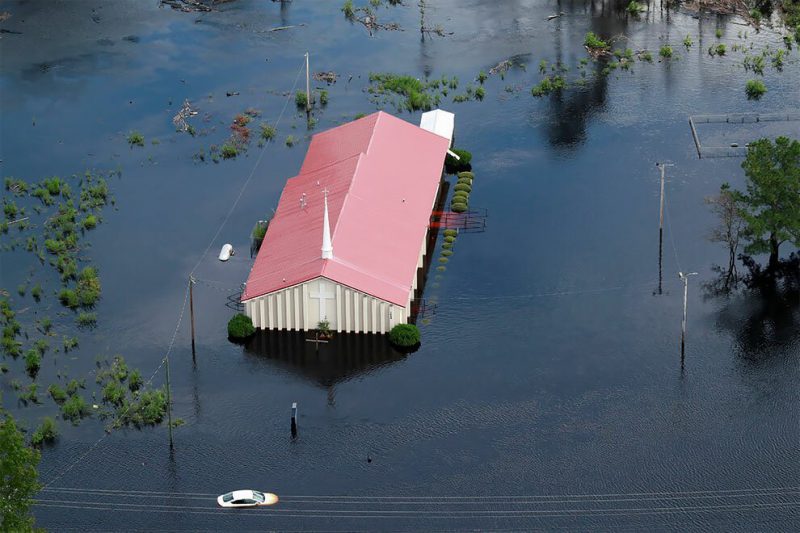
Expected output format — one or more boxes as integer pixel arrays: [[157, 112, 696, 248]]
[[0, 411, 41, 532], [734, 136, 800, 269]]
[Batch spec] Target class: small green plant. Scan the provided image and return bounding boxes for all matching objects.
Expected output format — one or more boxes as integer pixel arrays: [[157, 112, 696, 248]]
[[745, 79, 766, 99], [82, 214, 98, 230], [684, 35, 693, 48], [48, 384, 68, 404], [342, 0, 355, 19], [228, 313, 255, 339], [295, 91, 308, 108], [443, 229, 458, 238], [128, 369, 143, 392], [127, 131, 145, 147], [63, 336, 79, 351], [31, 417, 58, 446], [65, 379, 84, 396], [715, 29, 723, 39], [25, 349, 41, 377], [17, 284, 26, 297], [220, 143, 238, 159], [61, 394, 89, 424], [76, 312, 97, 327], [102, 380, 126, 406], [317, 320, 332, 336], [475, 86, 486, 100], [319, 90, 329, 105], [584, 32, 609, 50], [626, 1, 644, 14], [388, 323, 420, 347], [660, 45, 673, 58], [640, 50, 653, 62], [260, 123, 276, 141], [31, 284, 43, 301], [477, 71, 488, 83], [713, 44, 726, 55], [285, 135, 295, 147]]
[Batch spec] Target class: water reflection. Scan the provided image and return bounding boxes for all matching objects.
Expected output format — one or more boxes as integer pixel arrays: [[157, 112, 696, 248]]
[[243, 330, 408, 388], [711, 256, 800, 361]]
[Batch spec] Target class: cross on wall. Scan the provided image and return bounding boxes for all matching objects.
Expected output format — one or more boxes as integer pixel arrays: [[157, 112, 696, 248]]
[[310, 280, 335, 320]]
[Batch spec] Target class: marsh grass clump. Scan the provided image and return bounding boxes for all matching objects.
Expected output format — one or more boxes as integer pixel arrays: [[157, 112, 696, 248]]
[[368, 73, 438, 112], [342, 0, 356, 19], [285, 135, 296, 147], [660, 45, 674, 58], [24, 350, 41, 377], [295, 91, 309, 109], [684, 35, 693, 48], [48, 384, 68, 404], [19, 383, 40, 404], [745, 79, 767, 99], [531, 75, 567, 97], [220, 143, 239, 159], [61, 393, 89, 424], [76, 312, 97, 328], [31, 417, 58, 446], [260, 123, 276, 141], [127, 131, 145, 147]]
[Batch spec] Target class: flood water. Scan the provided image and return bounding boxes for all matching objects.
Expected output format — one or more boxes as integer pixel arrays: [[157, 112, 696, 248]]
[[1, 0, 799, 531]]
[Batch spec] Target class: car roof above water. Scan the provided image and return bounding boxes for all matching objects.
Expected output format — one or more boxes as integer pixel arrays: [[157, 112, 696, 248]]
[[230, 490, 256, 500]]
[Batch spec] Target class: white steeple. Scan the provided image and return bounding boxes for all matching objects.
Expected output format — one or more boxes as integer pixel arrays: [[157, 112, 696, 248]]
[[321, 189, 333, 260]]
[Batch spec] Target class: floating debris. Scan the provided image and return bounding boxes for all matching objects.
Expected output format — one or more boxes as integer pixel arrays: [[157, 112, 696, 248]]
[[313, 71, 338, 84], [172, 99, 198, 133]]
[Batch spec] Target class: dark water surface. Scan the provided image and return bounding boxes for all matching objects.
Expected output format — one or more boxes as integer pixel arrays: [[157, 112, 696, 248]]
[[1, 0, 799, 531]]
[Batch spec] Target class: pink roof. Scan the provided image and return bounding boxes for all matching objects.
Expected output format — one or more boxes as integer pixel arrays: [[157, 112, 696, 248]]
[[242, 111, 450, 306]]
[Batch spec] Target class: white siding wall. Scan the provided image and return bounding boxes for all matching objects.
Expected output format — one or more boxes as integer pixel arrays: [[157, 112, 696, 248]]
[[244, 277, 406, 334]]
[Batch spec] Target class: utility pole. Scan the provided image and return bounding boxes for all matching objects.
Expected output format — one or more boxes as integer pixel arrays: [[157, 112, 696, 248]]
[[305, 52, 311, 113], [656, 162, 673, 295], [165, 354, 174, 449], [679, 271, 697, 366], [189, 276, 196, 363]]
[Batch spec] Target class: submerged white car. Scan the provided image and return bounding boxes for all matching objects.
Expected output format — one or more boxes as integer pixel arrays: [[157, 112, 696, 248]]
[[217, 489, 279, 508]]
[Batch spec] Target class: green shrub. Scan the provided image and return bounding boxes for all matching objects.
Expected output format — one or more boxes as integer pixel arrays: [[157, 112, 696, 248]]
[[61, 394, 89, 424], [48, 384, 68, 404], [444, 235, 456, 243], [475, 86, 486, 100], [65, 378, 84, 396], [445, 149, 472, 173], [443, 229, 458, 238], [584, 32, 609, 50], [320, 90, 329, 105], [25, 349, 41, 376], [626, 1, 644, 14], [31, 284, 42, 301], [684, 35, 693, 48], [456, 177, 473, 187], [228, 313, 255, 339], [477, 71, 488, 83], [82, 214, 98, 229], [451, 202, 468, 213], [221, 143, 238, 159], [441, 249, 453, 257], [388, 323, 420, 347], [745, 79, 766, 99], [45, 239, 66, 254], [127, 131, 145, 147], [76, 266, 101, 307], [453, 183, 472, 194], [457, 171, 474, 181], [295, 91, 308, 108], [714, 44, 726, 55], [252, 221, 268, 240], [59, 289, 79, 308], [103, 380, 126, 406], [43, 177, 62, 196], [128, 369, 143, 392], [660, 45, 673, 58], [260, 123, 276, 141], [285, 135, 295, 147], [31, 417, 58, 446], [63, 336, 79, 351], [342, 0, 355, 19], [76, 312, 97, 327], [118, 388, 167, 427]]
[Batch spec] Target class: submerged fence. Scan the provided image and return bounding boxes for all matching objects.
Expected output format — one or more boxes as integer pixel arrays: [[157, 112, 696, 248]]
[[689, 110, 800, 158]]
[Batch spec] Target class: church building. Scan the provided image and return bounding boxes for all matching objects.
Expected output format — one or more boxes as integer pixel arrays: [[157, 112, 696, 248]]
[[241, 110, 454, 334]]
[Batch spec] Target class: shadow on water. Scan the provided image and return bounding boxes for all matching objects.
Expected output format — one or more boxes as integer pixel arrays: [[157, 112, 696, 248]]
[[243, 330, 409, 388], [708, 255, 800, 362]]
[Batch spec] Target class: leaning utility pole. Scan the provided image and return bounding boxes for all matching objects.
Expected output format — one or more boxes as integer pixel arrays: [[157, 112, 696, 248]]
[[679, 271, 697, 366], [305, 52, 311, 113], [165, 354, 174, 449], [189, 276, 196, 363], [656, 162, 673, 295]]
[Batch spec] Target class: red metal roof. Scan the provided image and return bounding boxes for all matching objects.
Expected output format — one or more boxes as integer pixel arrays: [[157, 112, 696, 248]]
[[242, 111, 451, 306]]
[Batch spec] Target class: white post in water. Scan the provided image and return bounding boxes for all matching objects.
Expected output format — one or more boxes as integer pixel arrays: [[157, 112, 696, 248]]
[[679, 271, 697, 365], [305, 52, 311, 113], [291, 402, 298, 437]]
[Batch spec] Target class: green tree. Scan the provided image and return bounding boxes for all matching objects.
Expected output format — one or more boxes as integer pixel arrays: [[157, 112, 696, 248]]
[[734, 137, 800, 270], [0, 411, 41, 532]]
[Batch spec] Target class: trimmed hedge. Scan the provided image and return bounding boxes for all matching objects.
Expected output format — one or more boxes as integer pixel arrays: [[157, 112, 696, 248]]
[[228, 313, 255, 339], [443, 229, 458, 238], [388, 323, 420, 347], [451, 203, 468, 213], [456, 177, 472, 186], [444, 148, 472, 174], [444, 235, 456, 243], [457, 171, 474, 181], [453, 183, 472, 193]]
